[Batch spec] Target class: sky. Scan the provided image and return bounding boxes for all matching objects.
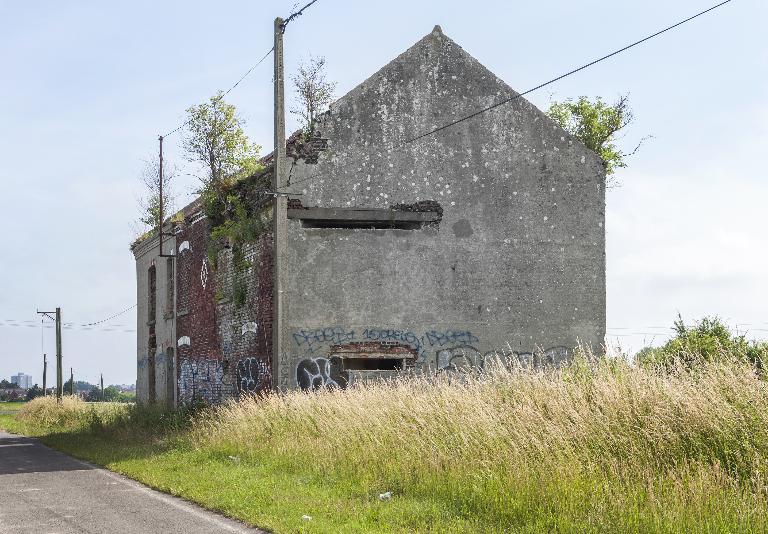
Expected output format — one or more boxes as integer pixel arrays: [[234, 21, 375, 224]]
[[0, 0, 765, 385]]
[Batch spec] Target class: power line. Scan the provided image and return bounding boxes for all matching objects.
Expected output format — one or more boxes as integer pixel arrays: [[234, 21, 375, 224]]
[[281, 0, 321, 32], [402, 0, 732, 146], [160, 0, 322, 139], [79, 304, 137, 327], [0, 304, 139, 333], [284, 0, 733, 191], [162, 46, 275, 138], [0, 322, 135, 333]]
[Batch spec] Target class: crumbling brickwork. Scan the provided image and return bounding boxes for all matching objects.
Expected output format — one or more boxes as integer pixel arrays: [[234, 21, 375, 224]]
[[169, 212, 274, 404], [174, 216, 229, 403], [215, 231, 274, 397]]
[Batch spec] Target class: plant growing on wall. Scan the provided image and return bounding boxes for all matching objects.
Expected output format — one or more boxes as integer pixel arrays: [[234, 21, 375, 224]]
[[183, 93, 266, 306], [547, 95, 649, 186], [291, 56, 336, 136], [207, 194, 268, 306], [184, 92, 262, 212], [137, 155, 176, 232]]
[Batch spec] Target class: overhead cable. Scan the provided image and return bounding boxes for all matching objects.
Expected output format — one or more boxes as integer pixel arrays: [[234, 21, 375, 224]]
[[160, 0, 321, 138], [162, 46, 275, 138], [403, 0, 733, 146]]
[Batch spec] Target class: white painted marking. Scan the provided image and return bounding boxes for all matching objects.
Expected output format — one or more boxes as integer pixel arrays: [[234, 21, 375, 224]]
[[241, 322, 258, 336]]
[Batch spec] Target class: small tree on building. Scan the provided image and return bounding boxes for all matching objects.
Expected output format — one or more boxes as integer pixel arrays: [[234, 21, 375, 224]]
[[547, 95, 648, 186], [137, 155, 176, 231], [183, 92, 262, 218], [291, 56, 337, 136]]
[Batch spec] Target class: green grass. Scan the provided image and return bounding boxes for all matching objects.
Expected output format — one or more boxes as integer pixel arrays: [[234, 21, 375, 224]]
[[0, 400, 27, 413], [4, 358, 768, 533]]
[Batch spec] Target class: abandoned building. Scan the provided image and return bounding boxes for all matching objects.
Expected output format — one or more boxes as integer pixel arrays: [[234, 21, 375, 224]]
[[131, 25, 606, 405]]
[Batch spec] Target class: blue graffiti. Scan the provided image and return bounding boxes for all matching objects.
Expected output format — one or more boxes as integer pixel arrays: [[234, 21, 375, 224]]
[[292, 327, 355, 350], [424, 330, 479, 347], [361, 328, 423, 352], [292, 327, 481, 363]]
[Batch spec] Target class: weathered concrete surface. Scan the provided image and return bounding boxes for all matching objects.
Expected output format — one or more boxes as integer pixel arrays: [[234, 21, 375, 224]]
[[0, 430, 262, 533], [133, 229, 176, 406], [132, 25, 606, 399], [281, 26, 606, 388]]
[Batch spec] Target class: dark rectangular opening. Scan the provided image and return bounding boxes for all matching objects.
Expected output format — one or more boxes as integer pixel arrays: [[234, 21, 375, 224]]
[[289, 206, 440, 230], [148, 265, 156, 324], [301, 219, 424, 230], [342, 358, 404, 371], [165, 258, 174, 317]]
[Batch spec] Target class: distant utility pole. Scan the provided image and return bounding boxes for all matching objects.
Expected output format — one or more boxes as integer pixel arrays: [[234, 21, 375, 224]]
[[37, 307, 63, 402], [272, 16, 287, 391], [100, 373, 104, 402], [70, 367, 74, 396], [42, 354, 47, 396], [57, 309, 63, 400], [158, 135, 175, 259]]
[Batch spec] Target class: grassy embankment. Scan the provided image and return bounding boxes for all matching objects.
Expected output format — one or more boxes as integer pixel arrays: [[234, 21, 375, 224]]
[[0, 400, 26, 413], [3, 357, 768, 533]]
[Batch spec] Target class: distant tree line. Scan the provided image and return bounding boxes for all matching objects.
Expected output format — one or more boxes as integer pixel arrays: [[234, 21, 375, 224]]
[[637, 315, 768, 369]]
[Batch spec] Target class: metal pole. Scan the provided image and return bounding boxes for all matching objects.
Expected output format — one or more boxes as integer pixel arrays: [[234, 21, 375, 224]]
[[56, 308, 62, 401], [272, 17, 287, 392], [42, 354, 47, 396]]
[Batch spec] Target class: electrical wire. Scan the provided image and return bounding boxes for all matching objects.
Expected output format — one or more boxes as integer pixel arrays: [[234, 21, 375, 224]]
[[284, 0, 733, 191], [160, 0, 321, 139], [281, 0, 320, 32], [402, 0, 732, 146], [79, 304, 137, 327], [162, 46, 275, 138], [0, 322, 135, 333], [0, 305, 138, 333]]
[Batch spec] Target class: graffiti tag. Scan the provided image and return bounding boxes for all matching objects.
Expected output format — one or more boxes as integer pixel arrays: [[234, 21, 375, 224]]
[[236, 357, 270, 395], [178, 359, 224, 404], [296, 357, 347, 391]]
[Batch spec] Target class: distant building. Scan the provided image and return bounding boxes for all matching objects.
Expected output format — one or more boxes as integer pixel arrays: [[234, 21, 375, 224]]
[[10, 373, 32, 389]]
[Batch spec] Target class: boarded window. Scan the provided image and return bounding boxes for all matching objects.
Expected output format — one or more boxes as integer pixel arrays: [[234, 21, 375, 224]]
[[148, 265, 156, 324], [166, 258, 174, 317], [166, 347, 175, 408], [147, 264, 157, 403], [288, 206, 441, 230]]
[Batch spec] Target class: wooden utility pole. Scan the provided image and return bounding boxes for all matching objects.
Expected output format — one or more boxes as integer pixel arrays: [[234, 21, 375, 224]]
[[38, 307, 63, 401], [70, 367, 74, 396], [158, 135, 174, 259], [56, 309, 63, 400], [42, 354, 47, 396], [272, 17, 287, 391]]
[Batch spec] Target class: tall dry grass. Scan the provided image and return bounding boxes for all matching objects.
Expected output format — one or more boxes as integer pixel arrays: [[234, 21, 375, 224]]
[[13, 357, 768, 530], [192, 356, 768, 530], [17, 396, 131, 432]]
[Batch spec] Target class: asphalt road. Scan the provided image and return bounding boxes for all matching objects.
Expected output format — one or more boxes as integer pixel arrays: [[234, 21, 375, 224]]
[[0, 430, 264, 534]]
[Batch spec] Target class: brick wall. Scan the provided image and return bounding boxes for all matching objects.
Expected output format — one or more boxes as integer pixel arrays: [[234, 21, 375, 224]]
[[216, 230, 274, 397], [174, 213, 273, 404]]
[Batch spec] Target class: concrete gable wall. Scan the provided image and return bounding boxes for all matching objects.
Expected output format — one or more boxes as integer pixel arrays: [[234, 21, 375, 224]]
[[280, 27, 605, 389]]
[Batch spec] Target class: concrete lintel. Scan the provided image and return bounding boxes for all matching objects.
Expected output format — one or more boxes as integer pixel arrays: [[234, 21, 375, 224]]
[[287, 208, 439, 223]]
